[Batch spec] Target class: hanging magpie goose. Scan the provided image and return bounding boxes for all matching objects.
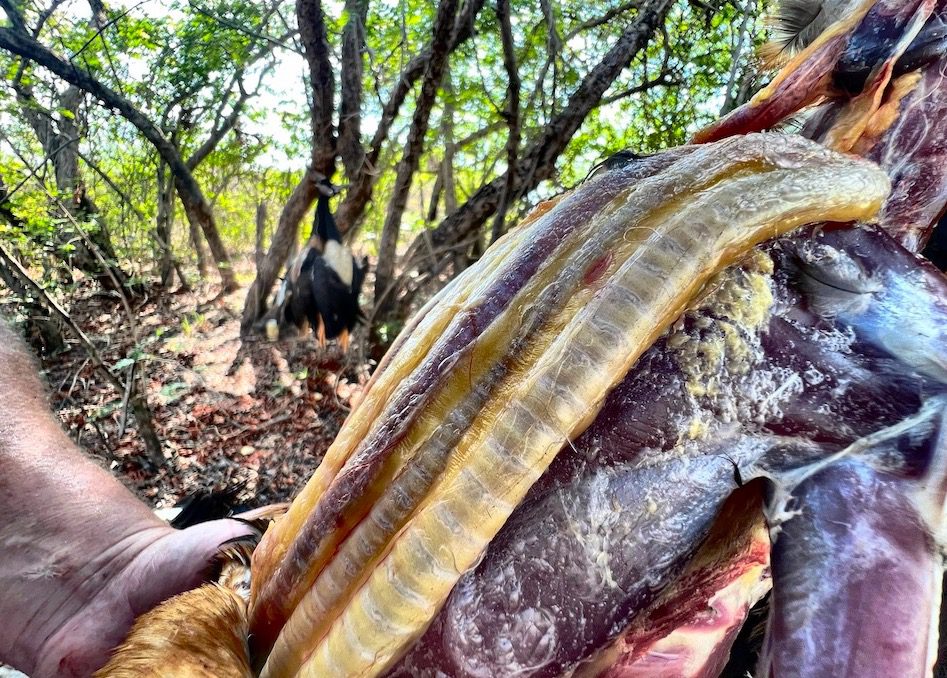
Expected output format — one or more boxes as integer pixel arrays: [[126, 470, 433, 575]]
[[266, 179, 367, 351]]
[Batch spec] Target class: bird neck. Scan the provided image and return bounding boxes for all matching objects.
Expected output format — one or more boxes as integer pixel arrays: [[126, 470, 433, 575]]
[[316, 195, 342, 244]]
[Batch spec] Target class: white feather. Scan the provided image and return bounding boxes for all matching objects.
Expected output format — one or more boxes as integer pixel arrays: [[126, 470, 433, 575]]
[[275, 278, 289, 306], [324, 240, 354, 287]]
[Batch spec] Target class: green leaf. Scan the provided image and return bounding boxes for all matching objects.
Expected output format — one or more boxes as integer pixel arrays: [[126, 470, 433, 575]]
[[113, 357, 135, 370]]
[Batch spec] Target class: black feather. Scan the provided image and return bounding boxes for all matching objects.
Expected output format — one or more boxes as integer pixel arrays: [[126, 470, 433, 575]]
[[169, 483, 249, 529], [585, 149, 650, 181], [769, 0, 827, 56], [351, 256, 369, 324], [315, 192, 342, 244], [309, 256, 356, 338], [267, 184, 366, 345]]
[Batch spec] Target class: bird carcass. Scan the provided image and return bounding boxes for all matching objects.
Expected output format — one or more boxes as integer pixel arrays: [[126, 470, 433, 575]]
[[248, 124, 926, 675], [266, 179, 367, 351], [245, 3, 947, 678], [105, 1, 947, 676]]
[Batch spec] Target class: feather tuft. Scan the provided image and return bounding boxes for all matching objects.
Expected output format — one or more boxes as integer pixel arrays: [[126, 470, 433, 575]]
[[94, 584, 252, 677], [762, 0, 826, 66]]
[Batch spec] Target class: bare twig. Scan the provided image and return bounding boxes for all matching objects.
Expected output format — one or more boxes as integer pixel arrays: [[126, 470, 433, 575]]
[[490, 0, 521, 245], [0, 128, 136, 319], [76, 149, 147, 222], [32, 0, 69, 37], [598, 69, 680, 106], [117, 361, 135, 437], [719, 0, 755, 116], [565, 0, 643, 40], [373, 0, 459, 323], [186, 0, 301, 54], [0, 242, 122, 391], [1, 241, 164, 464], [0, 132, 80, 205]]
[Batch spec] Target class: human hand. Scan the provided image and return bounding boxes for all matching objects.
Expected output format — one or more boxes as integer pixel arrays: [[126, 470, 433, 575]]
[[4, 517, 253, 678]]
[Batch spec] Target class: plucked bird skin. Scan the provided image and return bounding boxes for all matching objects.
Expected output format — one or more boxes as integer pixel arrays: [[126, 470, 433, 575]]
[[94, 585, 251, 678]]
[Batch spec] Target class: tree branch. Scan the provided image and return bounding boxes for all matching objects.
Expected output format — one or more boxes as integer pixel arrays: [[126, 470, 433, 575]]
[[337, 0, 368, 182], [185, 69, 260, 170], [372, 0, 458, 321], [186, 0, 301, 54], [334, 0, 485, 233], [489, 0, 520, 244], [719, 0, 755, 116], [598, 69, 679, 106], [297, 0, 335, 176], [565, 0, 644, 40], [401, 0, 675, 281], [76, 148, 146, 222], [539, 0, 563, 113], [0, 0, 28, 34], [0, 23, 237, 289], [239, 0, 339, 330], [32, 0, 68, 37]]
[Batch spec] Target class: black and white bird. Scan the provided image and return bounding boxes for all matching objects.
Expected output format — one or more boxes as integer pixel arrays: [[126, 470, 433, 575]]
[[266, 179, 367, 351]]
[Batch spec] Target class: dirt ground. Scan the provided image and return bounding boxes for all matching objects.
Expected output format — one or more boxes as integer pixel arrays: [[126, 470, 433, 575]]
[[25, 280, 372, 512]]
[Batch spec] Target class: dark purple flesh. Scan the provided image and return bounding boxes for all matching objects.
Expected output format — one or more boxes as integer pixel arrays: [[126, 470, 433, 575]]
[[864, 52, 947, 252], [385, 4, 947, 673], [760, 444, 947, 677], [384, 224, 947, 677], [894, 5, 947, 77], [833, 0, 933, 94]]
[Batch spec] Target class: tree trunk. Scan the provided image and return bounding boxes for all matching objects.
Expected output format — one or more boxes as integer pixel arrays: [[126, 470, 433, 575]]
[[239, 0, 337, 332], [128, 363, 164, 469], [0, 233, 64, 355], [427, 70, 459, 225], [372, 0, 458, 327], [188, 212, 212, 279], [298, 0, 337, 173], [255, 201, 268, 270], [240, 167, 320, 333], [490, 0, 521, 245], [0, 25, 237, 291], [401, 0, 674, 282], [176, 177, 234, 290], [334, 0, 485, 237], [156, 162, 175, 287], [14, 84, 131, 293], [338, 0, 369, 182]]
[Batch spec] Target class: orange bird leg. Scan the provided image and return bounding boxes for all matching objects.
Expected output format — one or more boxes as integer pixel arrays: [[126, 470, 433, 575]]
[[316, 316, 327, 349]]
